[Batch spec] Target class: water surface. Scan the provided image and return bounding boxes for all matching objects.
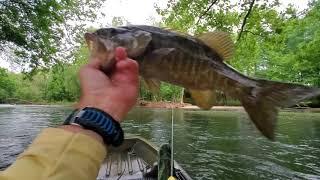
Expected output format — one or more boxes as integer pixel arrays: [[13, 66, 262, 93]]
[[0, 105, 319, 179]]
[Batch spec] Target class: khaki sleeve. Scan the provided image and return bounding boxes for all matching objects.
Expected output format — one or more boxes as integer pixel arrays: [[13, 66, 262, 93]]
[[0, 128, 107, 180]]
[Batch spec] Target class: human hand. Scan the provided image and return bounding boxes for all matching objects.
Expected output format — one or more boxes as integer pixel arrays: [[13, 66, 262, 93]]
[[76, 47, 139, 123]]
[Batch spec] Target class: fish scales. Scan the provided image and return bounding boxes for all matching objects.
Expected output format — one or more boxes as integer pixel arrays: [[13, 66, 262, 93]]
[[152, 49, 214, 89], [175, 53, 184, 74]]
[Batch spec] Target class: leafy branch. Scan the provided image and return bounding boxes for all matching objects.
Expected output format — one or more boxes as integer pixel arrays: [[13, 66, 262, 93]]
[[195, 0, 218, 25], [237, 0, 256, 41], [243, 30, 265, 37]]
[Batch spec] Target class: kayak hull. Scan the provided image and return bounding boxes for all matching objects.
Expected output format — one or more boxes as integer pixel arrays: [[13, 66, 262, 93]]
[[96, 136, 192, 180]]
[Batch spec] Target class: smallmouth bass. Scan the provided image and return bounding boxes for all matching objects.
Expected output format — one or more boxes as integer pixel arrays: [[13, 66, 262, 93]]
[[84, 25, 320, 140]]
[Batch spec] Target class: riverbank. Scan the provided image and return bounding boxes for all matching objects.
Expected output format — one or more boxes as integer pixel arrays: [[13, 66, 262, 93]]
[[138, 100, 191, 108], [138, 101, 243, 110], [137, 101, 320, 112], [2, 101, 320, 112]]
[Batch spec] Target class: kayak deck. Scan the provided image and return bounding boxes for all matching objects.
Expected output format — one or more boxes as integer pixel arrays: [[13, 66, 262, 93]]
[[96, 137, 191, 180]]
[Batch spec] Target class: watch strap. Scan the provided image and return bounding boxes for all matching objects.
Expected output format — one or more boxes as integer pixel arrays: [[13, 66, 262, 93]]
[[64, 107, 124, 146]]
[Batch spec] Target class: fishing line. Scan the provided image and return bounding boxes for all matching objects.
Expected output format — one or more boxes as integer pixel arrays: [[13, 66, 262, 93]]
[[170, 107, 175, 179]]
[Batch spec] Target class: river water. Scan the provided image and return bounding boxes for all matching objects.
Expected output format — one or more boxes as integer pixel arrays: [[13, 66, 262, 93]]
[[0, 105, 319, 179]]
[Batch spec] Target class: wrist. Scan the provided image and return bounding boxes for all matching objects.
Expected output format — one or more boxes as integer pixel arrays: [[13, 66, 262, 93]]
[[60, 125, 104, 144], [76, 96, 124, 122]]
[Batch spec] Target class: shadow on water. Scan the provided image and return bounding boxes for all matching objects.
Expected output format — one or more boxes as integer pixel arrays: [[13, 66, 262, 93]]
[[0, 105, 319, 179]]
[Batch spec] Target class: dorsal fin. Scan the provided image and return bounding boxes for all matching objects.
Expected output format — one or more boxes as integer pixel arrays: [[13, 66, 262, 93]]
[[197, 31, 234, 61]]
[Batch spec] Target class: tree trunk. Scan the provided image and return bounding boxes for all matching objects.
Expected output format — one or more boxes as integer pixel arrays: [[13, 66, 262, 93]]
[[180, 88, 184, 103]]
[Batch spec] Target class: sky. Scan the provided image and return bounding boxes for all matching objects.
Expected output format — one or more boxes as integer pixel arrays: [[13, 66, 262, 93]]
[[97, 0, 169, 25], [96, 0, 310, 25], [0, 0, 311, 71]]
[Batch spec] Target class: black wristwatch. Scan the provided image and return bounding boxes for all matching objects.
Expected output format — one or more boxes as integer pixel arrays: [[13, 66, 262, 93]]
[[63, 107, 124, 147]]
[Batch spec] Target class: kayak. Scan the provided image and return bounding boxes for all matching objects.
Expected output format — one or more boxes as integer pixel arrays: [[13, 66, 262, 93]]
[[96, 136, 192, 180]]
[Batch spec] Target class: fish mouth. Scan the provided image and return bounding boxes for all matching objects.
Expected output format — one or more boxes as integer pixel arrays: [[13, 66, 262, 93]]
[[84, 32, 117, 72], [84, 32, 95, 51], [84, 32, 115, 52]]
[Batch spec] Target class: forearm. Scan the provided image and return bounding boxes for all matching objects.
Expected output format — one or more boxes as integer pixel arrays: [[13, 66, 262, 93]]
[[0, 127, 106, 180], [0, 47, 137, 180]]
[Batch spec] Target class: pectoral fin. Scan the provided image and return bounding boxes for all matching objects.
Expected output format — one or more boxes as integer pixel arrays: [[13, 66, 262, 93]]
[[189, 89, 216, 110], [197, 31, 234, 61], [143, 78, 161, 94]]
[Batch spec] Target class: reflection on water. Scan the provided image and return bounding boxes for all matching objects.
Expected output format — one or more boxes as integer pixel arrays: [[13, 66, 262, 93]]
[[0, 105, 319, 179]]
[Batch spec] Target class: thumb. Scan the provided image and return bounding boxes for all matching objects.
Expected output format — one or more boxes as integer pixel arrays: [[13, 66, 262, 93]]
[[112, 59, 139, 85], [115, 47, 127, 61], [111, 48, 139, 85]]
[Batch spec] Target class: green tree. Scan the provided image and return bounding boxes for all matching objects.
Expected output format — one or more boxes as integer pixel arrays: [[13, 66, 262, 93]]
[[44, 43, 89, 102], [0, 0, 105, 70], [262, 1, 320, 86], [157, 0, 320, 105], [159, 0, 320, 86], [13, 73, 47, 103], [0, 68, 16, 102], [111, 16, 130, 26]]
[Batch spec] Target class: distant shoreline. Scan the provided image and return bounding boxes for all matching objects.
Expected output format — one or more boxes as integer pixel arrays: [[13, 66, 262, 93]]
[[181, 106, 320, 112], [136, 101, 320, 112], [137, 100, 244, 110], [1, 102, 320, 112]]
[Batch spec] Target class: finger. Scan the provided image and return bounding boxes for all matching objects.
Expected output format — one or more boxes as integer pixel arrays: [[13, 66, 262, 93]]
[[115, 47, 127, 61], [117, 59, 139, 74], [112, 59, 139, 85]]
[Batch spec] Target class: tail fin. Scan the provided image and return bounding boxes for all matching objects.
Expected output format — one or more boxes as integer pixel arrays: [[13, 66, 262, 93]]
[[240, 79, 320, 140]]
